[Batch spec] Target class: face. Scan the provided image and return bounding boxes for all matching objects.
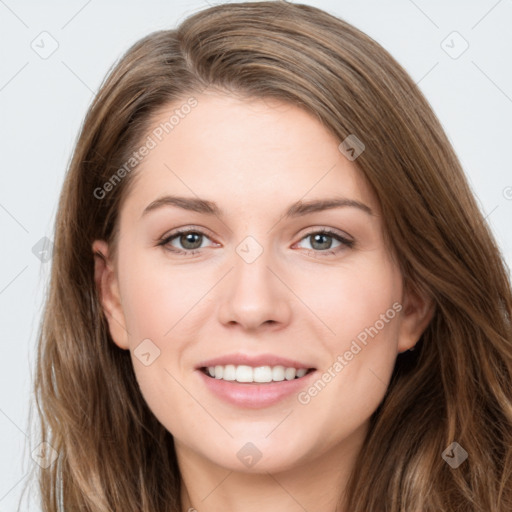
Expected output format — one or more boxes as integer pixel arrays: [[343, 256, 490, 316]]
[[93, 91, 433, 474]]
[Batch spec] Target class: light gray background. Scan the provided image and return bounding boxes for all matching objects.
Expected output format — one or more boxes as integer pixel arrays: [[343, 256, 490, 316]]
[[1, 0, 511, 509]]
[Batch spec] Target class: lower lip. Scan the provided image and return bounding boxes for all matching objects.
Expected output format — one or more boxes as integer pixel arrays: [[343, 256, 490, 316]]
[[196, 369, 317, 409]]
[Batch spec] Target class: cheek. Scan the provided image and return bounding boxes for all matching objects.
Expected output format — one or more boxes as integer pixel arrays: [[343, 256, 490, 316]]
[[307, 256, 401, 345], [307, 257, 402, 403], [116, 254, 202, 433], [118, 250, 205, 341]]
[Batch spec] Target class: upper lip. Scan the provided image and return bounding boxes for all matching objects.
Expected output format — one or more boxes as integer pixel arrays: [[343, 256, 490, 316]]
[[196, 353, 316, 370]]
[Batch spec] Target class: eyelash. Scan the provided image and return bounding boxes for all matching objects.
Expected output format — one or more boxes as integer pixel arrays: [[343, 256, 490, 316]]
[[156, 227, 354, 258]]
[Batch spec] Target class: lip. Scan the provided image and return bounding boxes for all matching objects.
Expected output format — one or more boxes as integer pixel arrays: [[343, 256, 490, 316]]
[[196, 367, 318, 409], [195, 352, 315, 370]]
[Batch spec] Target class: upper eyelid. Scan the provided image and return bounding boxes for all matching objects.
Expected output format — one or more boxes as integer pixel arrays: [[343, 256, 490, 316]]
[[160, 226, 216, 244]]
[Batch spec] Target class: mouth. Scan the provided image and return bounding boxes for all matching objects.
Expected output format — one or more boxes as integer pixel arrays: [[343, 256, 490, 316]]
[[196, 360, 319, 408], [199, 365, 316, 384]]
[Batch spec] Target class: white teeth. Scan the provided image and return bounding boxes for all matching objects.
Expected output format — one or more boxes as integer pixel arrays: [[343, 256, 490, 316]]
[[223, 364, 236, 381], [205, 364, 312, 383], [254, 366, 273, 382], [236, 365, 253, 382], [284, 367, 296, 380], [214, 365, 224, 379], [271, 365, 285, 382]]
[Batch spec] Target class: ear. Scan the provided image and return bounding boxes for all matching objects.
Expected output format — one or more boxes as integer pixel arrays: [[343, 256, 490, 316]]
[[396, 281, 435, 353], [92, 240, 129, 350]]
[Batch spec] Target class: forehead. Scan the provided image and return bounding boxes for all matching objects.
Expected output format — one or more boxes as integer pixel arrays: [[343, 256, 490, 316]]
[[122, 92, 379, 219]]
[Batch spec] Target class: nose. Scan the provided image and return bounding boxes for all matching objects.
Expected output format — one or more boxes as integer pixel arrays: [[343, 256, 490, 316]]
[[217, 241, 293, 332]]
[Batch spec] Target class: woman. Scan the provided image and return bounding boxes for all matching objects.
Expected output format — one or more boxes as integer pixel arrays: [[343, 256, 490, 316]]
[[26, 1, 512, 511]]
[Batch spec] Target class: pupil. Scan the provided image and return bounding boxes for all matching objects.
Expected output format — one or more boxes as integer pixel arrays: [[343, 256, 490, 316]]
[[182, 233, 201, 249], [312, 233, 331, 250]]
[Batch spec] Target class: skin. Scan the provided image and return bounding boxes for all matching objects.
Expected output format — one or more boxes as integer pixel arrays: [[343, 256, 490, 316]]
[[93, 91, 434, 512]]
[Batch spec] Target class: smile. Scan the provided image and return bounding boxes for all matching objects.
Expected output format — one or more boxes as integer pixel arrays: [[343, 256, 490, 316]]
[[197, 364, 318, 409], [201, 364, 315, 383]]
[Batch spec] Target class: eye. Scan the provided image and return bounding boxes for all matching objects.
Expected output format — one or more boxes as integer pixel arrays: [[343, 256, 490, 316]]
[[157, 227, 354, 257], [157, 228, 216, 256], [294, 229, 354, 256]]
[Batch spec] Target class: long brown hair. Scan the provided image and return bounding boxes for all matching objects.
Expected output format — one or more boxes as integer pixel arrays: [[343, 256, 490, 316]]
[[22, 2, 512, 510]]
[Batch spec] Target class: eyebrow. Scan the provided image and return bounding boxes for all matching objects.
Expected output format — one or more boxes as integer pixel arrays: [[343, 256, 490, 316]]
[[141, 195, 374, 219]]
